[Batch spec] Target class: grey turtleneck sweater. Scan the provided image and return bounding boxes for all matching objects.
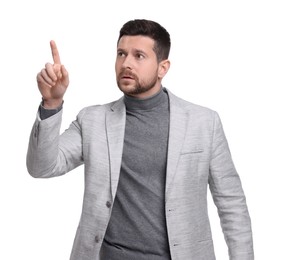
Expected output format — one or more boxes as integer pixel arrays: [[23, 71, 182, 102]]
[[101, 88, 171, 260]]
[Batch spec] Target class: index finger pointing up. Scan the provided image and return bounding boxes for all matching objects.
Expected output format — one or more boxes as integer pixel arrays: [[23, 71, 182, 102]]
[[50, 40, 61, 64]]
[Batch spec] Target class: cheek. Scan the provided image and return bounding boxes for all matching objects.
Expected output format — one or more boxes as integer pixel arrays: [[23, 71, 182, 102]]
[[115, 62, 120, 75], [143, 65, 159, 79]]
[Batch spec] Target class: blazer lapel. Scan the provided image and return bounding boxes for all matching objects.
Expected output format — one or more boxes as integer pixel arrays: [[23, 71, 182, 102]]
[[105, 91, 188, 201], [165, 90, 188, 199], [106, 97, 126, 199]]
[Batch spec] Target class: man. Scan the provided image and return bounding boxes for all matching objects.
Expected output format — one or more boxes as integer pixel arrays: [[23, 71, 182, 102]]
[[27, 19, 254, 260]]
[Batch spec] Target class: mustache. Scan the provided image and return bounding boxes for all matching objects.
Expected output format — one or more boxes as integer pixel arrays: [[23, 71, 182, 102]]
[[118, 69, 137, 79]]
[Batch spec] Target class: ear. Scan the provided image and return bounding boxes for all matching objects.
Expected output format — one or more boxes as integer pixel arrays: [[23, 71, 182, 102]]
[[158, 59, 170, 79]]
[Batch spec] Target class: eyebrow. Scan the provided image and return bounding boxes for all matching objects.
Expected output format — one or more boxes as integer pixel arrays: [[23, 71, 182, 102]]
[[117, 48, 147, 55]]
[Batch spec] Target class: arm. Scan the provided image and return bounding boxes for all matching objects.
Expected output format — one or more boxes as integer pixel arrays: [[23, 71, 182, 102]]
[[26, 40, 83, 178], [26, 109, 84, 178], [208, 112, 254, 260]]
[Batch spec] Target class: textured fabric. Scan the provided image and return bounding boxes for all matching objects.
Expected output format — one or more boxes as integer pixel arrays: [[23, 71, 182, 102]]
[[26, 88, 254, 260], [101, 89, 171, 259], [39, 100, 63, 120]]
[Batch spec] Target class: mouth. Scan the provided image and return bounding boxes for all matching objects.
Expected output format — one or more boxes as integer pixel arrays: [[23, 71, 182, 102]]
[[120, 78, 135, 85], [119, 73, 136, 82], [122, 76, 133, 79], [121, 72, 135, 78]]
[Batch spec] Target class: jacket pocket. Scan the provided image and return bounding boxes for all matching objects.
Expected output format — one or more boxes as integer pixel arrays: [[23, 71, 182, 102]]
[[181, 149, 204, 155]]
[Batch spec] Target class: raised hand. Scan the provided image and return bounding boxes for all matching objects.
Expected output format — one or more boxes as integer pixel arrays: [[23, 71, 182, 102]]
[[37, 40, 69, 108]]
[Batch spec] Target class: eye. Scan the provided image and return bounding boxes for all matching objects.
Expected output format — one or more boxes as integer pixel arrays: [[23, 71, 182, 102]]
[[136, 53, 145, 59], [117, 51, 125, 57]]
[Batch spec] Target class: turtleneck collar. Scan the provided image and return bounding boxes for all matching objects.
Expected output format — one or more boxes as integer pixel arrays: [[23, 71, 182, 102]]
[[124, 88, 167, 111]]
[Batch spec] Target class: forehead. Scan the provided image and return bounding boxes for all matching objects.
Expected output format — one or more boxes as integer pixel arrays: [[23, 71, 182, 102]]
[[117, 35, 155, 52]]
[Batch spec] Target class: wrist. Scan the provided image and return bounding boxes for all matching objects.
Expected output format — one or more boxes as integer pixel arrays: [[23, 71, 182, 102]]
[[42, 98, 63, 109]]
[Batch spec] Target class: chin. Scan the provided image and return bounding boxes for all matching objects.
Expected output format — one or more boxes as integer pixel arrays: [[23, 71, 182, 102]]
[[118, 83, 137, 95]]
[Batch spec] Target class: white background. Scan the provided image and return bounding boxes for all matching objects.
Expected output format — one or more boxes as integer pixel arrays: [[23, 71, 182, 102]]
[[0, 0, 280, 259]]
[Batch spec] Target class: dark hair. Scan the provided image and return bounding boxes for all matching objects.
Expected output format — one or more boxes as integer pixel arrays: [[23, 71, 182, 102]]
[[118, 19, 171, 62]]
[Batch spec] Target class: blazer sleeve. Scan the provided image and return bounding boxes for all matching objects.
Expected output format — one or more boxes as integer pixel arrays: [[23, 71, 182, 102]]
[[208, 112, 254, 260], [26, 109, 84, 178]]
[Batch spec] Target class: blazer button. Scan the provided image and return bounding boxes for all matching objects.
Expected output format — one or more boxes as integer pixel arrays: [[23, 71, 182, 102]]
[[95, 235, 100, 243], [106, 201, 112, 208]]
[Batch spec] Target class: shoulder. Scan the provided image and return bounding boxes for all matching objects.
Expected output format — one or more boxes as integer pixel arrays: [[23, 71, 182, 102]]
[[75, 97, 124, 122], [166, 88, 223, 135], [166, 88, 218, 118]]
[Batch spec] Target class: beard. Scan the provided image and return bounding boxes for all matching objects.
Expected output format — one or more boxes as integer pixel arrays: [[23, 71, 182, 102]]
[[116, 69, 158, 96]]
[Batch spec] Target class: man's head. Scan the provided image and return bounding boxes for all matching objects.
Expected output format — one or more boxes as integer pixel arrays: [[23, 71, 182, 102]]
[[118, 19, 171, 62], [116, 19, 171, 98]]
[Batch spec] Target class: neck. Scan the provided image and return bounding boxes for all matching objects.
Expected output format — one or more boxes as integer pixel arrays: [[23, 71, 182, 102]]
[[127, 84, 162, 99], [124, 87, 166, 111]]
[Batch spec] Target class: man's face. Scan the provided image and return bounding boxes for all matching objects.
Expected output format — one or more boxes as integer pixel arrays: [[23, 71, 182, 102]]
[[115, 35, 161, 98]]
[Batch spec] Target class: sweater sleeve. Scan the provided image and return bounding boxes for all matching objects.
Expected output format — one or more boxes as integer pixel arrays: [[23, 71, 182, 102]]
[[39, 100, 63, 120]]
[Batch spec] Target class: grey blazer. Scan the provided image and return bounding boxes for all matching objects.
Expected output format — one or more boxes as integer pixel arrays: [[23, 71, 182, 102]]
[[27, 89, 254, 260]]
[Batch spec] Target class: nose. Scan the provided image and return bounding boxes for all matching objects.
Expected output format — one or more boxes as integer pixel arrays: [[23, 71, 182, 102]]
[[121, 55, 133, 69]]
